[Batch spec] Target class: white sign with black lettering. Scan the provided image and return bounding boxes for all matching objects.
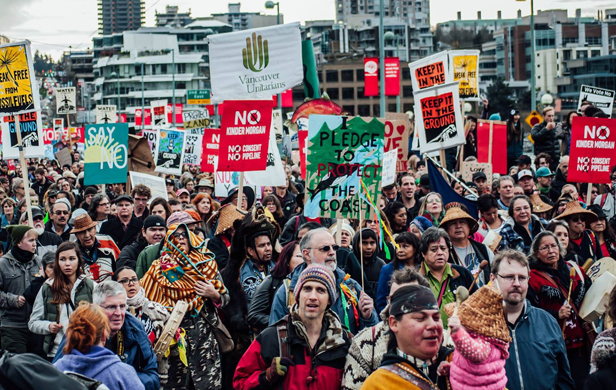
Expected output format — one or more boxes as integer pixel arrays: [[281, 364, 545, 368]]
[[578, 85, 615, 118]]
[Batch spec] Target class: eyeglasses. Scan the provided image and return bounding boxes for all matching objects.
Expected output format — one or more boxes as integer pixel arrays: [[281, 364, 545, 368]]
[[33, 216, 44, 221], [569, 215, 584, 223], [426, 199, 440, 204], [172, 231, 189, 239], [307, 244, 339, 252], [539, 244, 559, 253], [101, 304, 127, 313], [54, 211, 70, 215], [497, 274, 529, 283], [118, 278, 139, 285]]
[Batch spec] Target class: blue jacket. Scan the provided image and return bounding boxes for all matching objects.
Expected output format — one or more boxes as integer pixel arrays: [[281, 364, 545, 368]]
[[268, 263, 378, 334], [54, 313, 159, 390], [375, 261, 405, 314], [240, 258, 274, 308], [505, 300, 574, 390]]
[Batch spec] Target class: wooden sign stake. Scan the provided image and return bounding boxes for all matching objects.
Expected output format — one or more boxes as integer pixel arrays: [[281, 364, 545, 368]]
[[14, 115, 34, 227]]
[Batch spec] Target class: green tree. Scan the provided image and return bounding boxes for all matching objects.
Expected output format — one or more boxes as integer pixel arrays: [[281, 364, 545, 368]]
[[517, 89, 532, 112], [486, 78, 514, 118]]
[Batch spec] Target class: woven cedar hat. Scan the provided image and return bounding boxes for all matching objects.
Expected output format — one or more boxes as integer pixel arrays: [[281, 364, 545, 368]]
[[208, 204, 245, 236], [529, 194, 553, 214], [439, 205, 479, 234], [70, 214, 99, 234], [451, 286, 511, 343], [554, 201, 598, 224]]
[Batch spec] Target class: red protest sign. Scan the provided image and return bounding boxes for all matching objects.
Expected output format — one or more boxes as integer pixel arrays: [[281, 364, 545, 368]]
[[135, 108, 151, 126], [364, 58, 379, 97], [218, 100, 273, 172], [568, 117, 616, 184], [298, 130, 308, 179], [200, 128, 221, 173], [385, 57, 400, 96], [385, 113, 410, 172], [167, 103, 184, 124], [415, 61, 446, 89], [477, 120, 507, 174]]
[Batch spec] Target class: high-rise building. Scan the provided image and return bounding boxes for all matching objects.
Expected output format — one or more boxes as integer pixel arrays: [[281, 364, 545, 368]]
[[98, 0, 145, 35], [156, 5, 194, 28], [336, 0, 429, 27], [211, 3, 282, 31]]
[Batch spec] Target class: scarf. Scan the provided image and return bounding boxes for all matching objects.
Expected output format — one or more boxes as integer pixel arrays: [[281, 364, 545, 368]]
[[127, 287, 147, 309], [11, 246, 35, 263], [289, 304, 347, 356], [141, 223, 228, 316]]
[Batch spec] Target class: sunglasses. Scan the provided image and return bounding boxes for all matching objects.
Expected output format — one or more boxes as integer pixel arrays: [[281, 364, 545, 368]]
[[569, 215, 584, 223], [172, 231, 189, 239], [308, 244, 340, 252]]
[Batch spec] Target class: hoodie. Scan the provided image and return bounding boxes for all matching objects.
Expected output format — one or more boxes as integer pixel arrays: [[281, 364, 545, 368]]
[[54, 346, 144, 390], [351, 228, 385, 300]]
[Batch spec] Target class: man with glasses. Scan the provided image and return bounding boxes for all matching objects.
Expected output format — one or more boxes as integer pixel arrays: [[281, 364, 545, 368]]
[[19, 206, 62, 258], [131, 184, 151, 220], [45, 198, 72, 241], [490, 250, 573, 390], [269, 228, 378, 334], [53, 281, 160, 390], [101, 195, 144, 250]]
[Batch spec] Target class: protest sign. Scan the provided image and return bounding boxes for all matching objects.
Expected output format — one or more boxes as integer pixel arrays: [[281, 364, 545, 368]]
[[135, 108, 152, 126], [245, 126, 286, 186], [130, 172, 168, 201], [142, 129, 157, 155], [55, 87, 77, 115], [477, 120, 507, 174], [96, 105, 117, 124], [385, 112, 411, 172], [53, 118, 64, 138], [42, 127, 58, 144], [183, 133, 203, 166], [214, 171, 256, 197], [577, 85, 614, 118], [208, 23, 303, 103], [217, 100, 273, 172], [413, 82, 465, 154], [200, 128, 221, 173], [408, 51, 451, 92], [384, 57, 400, 96], [460, 161, 493, 188], [272, 109, 283, 143], [182, 109, 210, 130], [55, 148, 72, 168], [0, 41, 41, 116], [381, 150, 397, 187], [0, 111, 44, 159], [568, 117, 616, 184], [151, 100, 168, 127], [304, 115, 384, 219], [364, 58, 379, 96], [450, 50, 479, 99], [154, 128, 186, 175], [84, 123, 128, 185], [167, 103, 183, 124]]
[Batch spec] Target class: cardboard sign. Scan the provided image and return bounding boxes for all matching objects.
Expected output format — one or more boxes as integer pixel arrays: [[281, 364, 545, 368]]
[[245, 127, 287, 186], [154, 128, 186, 175], [0, 41, 41, 116], [364, 57, 379, 96], [304, 115, 384, 219], [217, 100, 273, 172], [385, 112, 411, 172], [381, 150, 397, 187], [200, 128, 220, 173], [55, 147, 72, 168], [450, 50, 479, 99], [577, 85, 614, 118], [0, 111, 44, 159], [408, 51, 451, 92], [130, 172, 168, 201], [384, 57, 400, 96], [56, 87, 77, 115], [151, 100, 168, 127], [460, 161, 493, 188], [477, 120, 507, 175], [84, 123, 129, 185], [183, 133, 203, 166], [96, 105, 117, 124], [568, 117, 616, 184], [182, 109, 210, 130], [413, 82, 465, 154]]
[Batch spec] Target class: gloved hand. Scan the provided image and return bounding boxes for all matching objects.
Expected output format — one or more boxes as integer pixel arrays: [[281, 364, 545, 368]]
[[265, 357, 295, 383]]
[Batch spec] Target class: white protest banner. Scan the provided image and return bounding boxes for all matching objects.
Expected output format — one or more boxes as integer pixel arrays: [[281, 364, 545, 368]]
[[460, 161, 493, 188], [0, 41, 41, 116], [577, 85, 615, 118], [1, 112, 45, 159], [245, 126, 286, 186], [183, 133, 203, 166], [56, 87, 77, 115], [272, 108, 283, 143], [450, 50, 480, 99], [413, 82, 465, 154], [142, 129, 157, 160], [214, 171, 256, 197], [208, 23, 303, 103], [96, 105, 117, 124], [381, 150, 397, 187], [154, 128, 186, 175], [182, 109, 210, 130], [408, 51, 451, 92], [53, 118, 64, 140], [130, 171, 168, 201], [151, 99, 168, 127]]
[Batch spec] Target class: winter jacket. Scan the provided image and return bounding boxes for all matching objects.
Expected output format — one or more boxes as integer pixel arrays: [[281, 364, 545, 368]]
[[551, 168, 572, 196], [531, 121, 561, 167], [497, 215, 545, 255], [74, 234, 120, 283], [54, 313, 160, 390], [100, 216, 143, 250], [44, 220, 72, 242], [269, 263, 379, 335], [207, 234, 230, 270], [28, 276, 95, 357], [247, 275, 284, 333], [279, 216, 336, 246], [135, 242, 163, 279], [507, 123, 524, 168], [240, 258, 274, 308], [375, 261, 406, 314], [31, 178, 52, 205], [570, 230, 603, 264], [276, 191, 297, 220], [0, 250, 41, 328], [55, 346, 145, 390], [233, 312, 351, 390], [585, 357, 616, 390], [336, 247, 375, 298], [116, 239, 149, 271], [504, 301, 574, 390], [449, 239, 493, 288]]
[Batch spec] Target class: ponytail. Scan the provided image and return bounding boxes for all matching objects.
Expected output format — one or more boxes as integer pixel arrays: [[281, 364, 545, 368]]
[[64, 302, 110, 354]]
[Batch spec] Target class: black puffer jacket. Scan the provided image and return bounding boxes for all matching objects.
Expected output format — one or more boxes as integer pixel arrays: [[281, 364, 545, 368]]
[[116, 239, 149, 270], [531, 121, 561, 167]]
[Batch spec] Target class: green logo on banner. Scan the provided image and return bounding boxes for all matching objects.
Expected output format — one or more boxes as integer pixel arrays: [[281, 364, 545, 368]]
[[242, 32, 269, 72]]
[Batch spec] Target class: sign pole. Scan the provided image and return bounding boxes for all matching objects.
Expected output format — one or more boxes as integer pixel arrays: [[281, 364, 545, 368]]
[[14, 115, 34, 227], [488, 121, 494, 164], [586, 183, 593, 206], [358, 198, 364, 291], [336, 219, 342, 246], [237, 172, 244, 213]]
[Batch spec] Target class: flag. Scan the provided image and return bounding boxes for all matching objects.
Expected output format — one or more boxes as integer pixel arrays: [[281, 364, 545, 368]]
[[427, 159, 478, 219]]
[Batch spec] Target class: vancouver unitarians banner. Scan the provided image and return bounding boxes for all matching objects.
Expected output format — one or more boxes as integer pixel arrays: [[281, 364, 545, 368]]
[[208, 23, 303, 103]]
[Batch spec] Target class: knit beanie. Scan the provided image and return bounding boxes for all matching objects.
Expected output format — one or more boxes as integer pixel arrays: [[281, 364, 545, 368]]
[[294, 264, 338, 305], [410, 216, 433, 233], [6, 225, 34, 246]]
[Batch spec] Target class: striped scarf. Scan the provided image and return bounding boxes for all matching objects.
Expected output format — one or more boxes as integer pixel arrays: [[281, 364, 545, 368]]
[[141, 223, 227, 316]]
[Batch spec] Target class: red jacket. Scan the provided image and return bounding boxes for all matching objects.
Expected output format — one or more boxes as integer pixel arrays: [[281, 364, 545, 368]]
[[233, 315, 350, 390]]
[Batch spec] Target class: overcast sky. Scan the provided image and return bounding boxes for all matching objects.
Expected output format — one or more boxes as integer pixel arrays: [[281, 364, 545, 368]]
[[2, 0, 612, 59]]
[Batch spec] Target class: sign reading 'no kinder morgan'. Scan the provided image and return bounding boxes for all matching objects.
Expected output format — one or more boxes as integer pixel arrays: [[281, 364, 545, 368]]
[[568, 117, 616, 184], [208, 23, 303, 103]]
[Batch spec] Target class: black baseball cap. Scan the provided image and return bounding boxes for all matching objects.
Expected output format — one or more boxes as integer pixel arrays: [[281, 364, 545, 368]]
[[517, 155, 531, 165], [419, 174, 430, 190], [472, 172, 487, 181], [143, 215, 166, 230], [114, 195, 134, 204]]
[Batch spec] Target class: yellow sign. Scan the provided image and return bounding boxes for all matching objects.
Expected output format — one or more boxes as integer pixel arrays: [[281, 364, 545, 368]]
[[0, 42, 39, 116], [525, 110, 543, 129], [452, 52, 479, 99]]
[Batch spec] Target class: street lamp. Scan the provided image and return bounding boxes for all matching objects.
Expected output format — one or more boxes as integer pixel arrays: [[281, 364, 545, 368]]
[[110, 71, 120, 112], [135, 62, 145, 131], [540, 93, 554, 107], [517, 0, 536, 111], [265, 1, 281, 109], [384, 31, 401, 113], [165, 49, 176, 127]]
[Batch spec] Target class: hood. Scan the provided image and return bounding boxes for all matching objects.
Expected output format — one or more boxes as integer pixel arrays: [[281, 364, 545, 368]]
[[58, 346, 122, 378], [352, 228, 378, 264]]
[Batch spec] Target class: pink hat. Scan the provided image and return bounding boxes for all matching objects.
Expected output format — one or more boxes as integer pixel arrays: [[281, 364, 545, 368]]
[[176, 189, 190, 197], [166, 211, 196, 228]]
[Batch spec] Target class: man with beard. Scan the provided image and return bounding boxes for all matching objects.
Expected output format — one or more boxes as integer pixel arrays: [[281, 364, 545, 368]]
[[45, 198, 72, 241], [269, 228, 378, 335], [381, 183, 398, 203], [31, 168, 52, 205], [100, 195, 143, 250], [551, 156, 570, 195], [241, 228, 275, 308], [176, 189, 191, 206], [397, 174, 420, 220], [131, 184, 151, 220], [116, 215, 166, 270], [19, 207, 62, 257], [490, 250, 573, 390]]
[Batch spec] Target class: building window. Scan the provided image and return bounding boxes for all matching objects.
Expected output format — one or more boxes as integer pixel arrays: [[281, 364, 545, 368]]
[[342, 88, 354, 100], [325, 70, 339, 82], [341, 70, 354, 82], [356, 69, 364, 81], [358, 105, 370, 116], [373, 104, 380, 117], [327, 88, 339, 100], [177, 63, 186, 73], [342, 105, 355, 115], [357, 87, 368, 99], [402, 68, 411, 80], [403, 86, 413, 97], [388, 104, 396, 112]]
